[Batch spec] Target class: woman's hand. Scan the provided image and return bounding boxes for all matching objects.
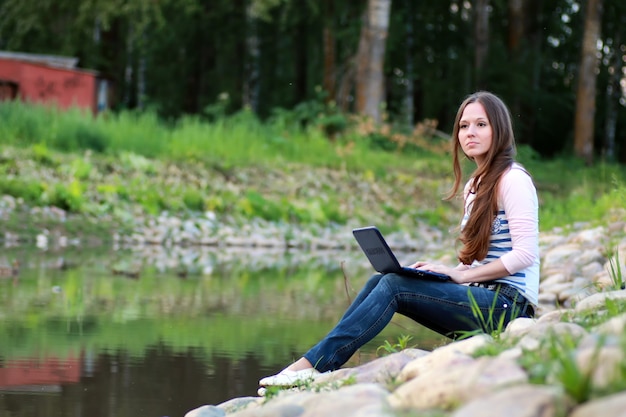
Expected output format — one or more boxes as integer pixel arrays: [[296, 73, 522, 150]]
[[409, 262, 466, 284]]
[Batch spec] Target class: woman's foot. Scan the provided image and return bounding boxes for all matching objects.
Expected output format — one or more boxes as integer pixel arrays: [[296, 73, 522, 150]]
[[258, 368, 320, 387], [258, 358, 319, 387]]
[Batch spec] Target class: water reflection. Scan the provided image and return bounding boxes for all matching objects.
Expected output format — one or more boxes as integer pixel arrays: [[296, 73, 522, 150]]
[[0, 246, 447, 417]]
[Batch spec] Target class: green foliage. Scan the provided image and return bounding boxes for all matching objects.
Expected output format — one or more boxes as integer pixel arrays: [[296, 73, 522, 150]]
[[0, 100, 625, 233], [512, 297, 626, 403], [0, 255, 364, 362], [0, 0, 625, 159], [69, 157, 94, 180], [606, 248, 625, 291], [31, 143, 58, 166], [102, 110, 168, 158], [182, 189, 205, 212], [44, 181, 86, 212], [457, 288, 526, 341], [519, 333, 596, 403], [571, 296, 626, 330], [0, 179, 45, 204], [376, 334, 415, 356], [0, 102, 109, 152], [469, 339, 507, 358], [269, 87, 350, 139], [51, 118, 109, 153], [533, 161, 626, 231]]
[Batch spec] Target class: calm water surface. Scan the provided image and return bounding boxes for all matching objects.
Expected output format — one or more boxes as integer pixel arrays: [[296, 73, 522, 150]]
[[0, 245, 447, 417]]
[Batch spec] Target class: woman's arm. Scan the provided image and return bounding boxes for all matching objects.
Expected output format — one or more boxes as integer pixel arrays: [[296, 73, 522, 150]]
[[413, 167, 539, 284], [497, 167, 539, 274], [413, 258, 509, 284]]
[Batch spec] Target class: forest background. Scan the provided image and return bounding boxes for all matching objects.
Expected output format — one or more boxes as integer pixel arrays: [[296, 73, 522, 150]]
[[1, 0, 626, 242]]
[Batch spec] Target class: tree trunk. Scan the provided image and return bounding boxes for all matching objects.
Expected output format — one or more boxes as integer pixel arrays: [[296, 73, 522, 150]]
[[355, 0, 391, 123], [243, 3, 260, 112], [574, 0, 603, 165], [137, 55, 145, 110], [506, 0, 543, 146], [322, 0, 336, 103], [404, 0, 415, 127], [603, 31, 621, 162], [474, 0, 489, 88], [507, 0, 524, 52], [294, 18, 308, 104], [124, 24, 134, 107]]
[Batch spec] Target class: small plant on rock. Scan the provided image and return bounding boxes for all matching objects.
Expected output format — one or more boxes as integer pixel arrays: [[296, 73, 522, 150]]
[[457, 288, 523, 341], [376, 334, 415, 356], [607, 248, 625, 290]]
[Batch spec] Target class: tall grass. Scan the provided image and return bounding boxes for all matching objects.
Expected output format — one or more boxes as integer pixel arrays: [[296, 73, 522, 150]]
[[1, 100, 625, 230], [1, 101, 425, 172]]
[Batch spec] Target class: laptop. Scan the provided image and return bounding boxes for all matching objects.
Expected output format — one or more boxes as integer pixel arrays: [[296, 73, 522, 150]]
[[352, 226, 450, 281]]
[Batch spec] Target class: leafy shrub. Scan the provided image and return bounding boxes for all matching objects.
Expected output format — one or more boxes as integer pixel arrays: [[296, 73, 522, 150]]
[[183, 189, 205, 212], [0, 179, 44, 204], [238, 191, 283, 222], [44, 181, 85, 212]]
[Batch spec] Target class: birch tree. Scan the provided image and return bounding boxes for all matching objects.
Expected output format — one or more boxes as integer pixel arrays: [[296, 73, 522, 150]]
[[322, 0, 337, 104], [574, 0, 603, 165], [355, 0, 391, 123], [473, 0, 489, 87]]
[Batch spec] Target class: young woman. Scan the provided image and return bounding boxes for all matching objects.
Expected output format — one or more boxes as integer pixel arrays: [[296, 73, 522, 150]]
[[259, 91, 540, 388]]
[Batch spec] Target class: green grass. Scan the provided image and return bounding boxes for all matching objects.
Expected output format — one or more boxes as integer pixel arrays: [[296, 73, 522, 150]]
[[376, 334, 416, 356], [0, 100, 625, 233]]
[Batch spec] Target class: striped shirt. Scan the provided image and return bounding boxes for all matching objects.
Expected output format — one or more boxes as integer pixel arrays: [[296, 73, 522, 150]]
[[461, 164, 540, 305]]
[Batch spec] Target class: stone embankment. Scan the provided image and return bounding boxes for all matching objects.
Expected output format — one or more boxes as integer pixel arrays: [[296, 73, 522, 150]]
[[185, 221, 626, 417]]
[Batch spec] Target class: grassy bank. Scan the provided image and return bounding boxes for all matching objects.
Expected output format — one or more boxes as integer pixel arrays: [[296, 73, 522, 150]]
[[0, 101, 625, 239]]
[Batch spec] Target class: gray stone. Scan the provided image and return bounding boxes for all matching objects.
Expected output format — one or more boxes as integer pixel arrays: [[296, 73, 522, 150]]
[[594, 312, 626, 336], [568, 392, 626, 417], [536, 309, 570, 324], [229, 402, 305, 417], [217, 397, 261, 414], [574, 290, 626, 312], [451, 384, 574, 417], [543, 245, 582, 269], [389, 356, 528, 410], [315, 349, 428, 387], [299, 384, 393, 417], [515, 321, 587, 341], [576, 345, 625, 390], [184, 405, 227, 417]]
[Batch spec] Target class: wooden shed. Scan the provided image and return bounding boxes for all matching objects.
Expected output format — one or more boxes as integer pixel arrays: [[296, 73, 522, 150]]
[[0, 51, 111, 113]]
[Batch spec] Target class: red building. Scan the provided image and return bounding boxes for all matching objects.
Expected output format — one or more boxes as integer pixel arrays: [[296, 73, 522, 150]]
[[0, 354, 82, 391], [0, 51, 111, 113]]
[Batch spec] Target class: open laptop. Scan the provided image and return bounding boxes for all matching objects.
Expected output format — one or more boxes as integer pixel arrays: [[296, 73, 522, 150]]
[[352, 226, 450, 281]]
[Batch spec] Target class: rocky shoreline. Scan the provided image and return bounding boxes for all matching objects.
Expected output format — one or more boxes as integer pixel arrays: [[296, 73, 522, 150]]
[[185, 220, 626, 417], [3, 193, 626, 417]]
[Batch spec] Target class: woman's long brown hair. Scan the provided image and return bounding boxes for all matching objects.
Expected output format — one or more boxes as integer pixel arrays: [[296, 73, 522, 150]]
[[445, 91, 516, 265]]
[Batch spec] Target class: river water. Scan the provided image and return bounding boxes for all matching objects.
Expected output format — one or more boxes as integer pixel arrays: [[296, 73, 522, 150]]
[[0, 244, 448, 417]]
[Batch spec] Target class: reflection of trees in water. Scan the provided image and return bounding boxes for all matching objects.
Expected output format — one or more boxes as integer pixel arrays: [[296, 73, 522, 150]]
[[1, 241, 452, 323], [0, 246, 450, 417], [0, 343, 268, 417]]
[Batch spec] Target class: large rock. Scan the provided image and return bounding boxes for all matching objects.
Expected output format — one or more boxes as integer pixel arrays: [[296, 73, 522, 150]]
[[574, 290, 626, 312], [388, 356, 528, 410], [568, 392, 626, 417], [315, 349, 429, 386], [451, 384, 574, 417], [229, 383, 393, 417], [396, 334, 492, 382]]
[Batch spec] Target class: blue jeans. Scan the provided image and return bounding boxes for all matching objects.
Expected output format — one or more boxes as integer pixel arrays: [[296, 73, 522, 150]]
[[303, 273, 529, 372]]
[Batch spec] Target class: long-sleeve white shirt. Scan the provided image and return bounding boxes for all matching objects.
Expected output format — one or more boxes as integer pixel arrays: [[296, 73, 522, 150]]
[[462, 163, 540, 305]]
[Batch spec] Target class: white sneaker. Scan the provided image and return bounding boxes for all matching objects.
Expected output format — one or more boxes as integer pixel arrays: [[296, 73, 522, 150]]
[[258, 368, 321, 387]]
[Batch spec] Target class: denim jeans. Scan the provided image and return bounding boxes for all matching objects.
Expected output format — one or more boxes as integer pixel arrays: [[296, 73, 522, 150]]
[[303, 273, 529, 373]]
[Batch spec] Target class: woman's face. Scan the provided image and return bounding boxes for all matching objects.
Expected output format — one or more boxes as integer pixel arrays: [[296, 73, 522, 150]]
[[458, 102, 493, 166]]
